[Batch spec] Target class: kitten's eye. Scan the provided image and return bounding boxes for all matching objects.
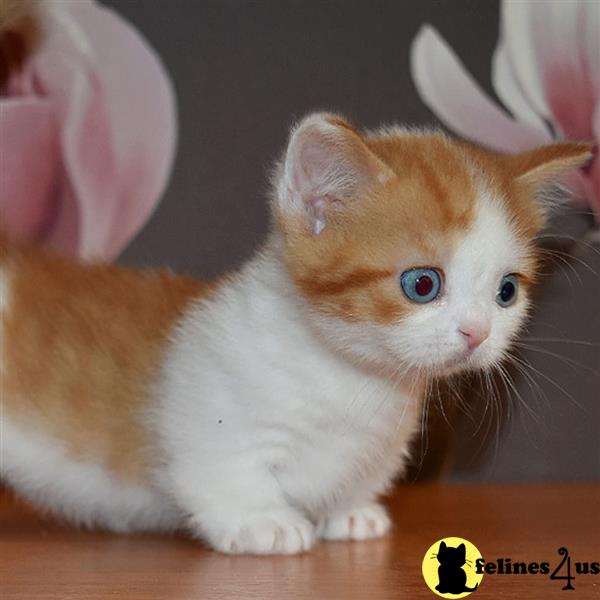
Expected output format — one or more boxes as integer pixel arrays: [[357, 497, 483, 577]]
[[497, 274, 519, 307], [400, 268, 442, 303]]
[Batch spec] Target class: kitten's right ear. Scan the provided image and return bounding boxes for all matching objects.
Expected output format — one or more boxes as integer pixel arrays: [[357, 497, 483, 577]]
[[277, 113, 393, 234], [439, 541, 447, 551], [510, 142, 594, 192]]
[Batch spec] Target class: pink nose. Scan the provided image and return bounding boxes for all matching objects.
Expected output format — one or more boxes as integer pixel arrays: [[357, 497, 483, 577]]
[[459, 326, 489, 351]]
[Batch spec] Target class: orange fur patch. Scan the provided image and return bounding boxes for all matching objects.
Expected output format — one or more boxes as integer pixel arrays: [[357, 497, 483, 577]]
[[278, 122, 591, 325], [0, 241, 211, 483], [280, 130, 480, 324]]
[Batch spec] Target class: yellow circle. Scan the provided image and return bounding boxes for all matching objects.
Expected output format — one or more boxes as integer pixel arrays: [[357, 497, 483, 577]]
[[422, 536, 484, 598]]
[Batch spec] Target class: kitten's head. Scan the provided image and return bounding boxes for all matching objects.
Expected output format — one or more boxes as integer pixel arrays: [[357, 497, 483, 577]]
[[273, 113, 592, 378], [437, 541, 466, 567]]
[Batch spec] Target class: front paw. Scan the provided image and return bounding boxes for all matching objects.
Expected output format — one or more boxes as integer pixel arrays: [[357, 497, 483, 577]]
[[202, 509, 317, 555], [320, 503, 391, 541]]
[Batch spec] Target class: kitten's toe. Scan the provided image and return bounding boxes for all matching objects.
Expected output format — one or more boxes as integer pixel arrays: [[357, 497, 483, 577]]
[[321, 502, 391, 541], [204, 509, 317, 555]]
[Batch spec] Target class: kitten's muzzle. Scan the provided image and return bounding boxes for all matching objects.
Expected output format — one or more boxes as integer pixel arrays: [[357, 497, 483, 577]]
[[458, 325, 490, 351]]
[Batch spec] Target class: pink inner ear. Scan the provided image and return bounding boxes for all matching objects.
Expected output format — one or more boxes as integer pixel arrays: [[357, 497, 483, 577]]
[[286, 115, 377, 200], [308, 196, 327, 235], [282, 114, 392, 235]]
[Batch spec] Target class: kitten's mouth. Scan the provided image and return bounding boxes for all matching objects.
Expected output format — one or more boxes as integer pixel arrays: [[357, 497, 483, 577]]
[[437, 350, 478, 373]]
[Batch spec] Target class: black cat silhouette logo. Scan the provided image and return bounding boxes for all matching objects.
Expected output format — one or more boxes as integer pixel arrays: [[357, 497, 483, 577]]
[[422, 537, 484, 597]]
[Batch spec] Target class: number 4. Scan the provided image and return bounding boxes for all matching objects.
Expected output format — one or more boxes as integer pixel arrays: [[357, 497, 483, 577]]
[[550, 547, 575, 591]]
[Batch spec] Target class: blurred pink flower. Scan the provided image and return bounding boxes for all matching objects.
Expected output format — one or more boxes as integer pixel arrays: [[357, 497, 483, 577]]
[[410, 0, 599, 225], [0, 0, 176, 259]]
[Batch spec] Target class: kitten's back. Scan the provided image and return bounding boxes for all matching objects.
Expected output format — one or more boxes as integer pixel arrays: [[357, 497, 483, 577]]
[[0, 237, 209, 483]]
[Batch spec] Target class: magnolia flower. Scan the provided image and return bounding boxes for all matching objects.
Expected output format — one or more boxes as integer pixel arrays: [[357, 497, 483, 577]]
[[0, 0, 176, 259], [411, 0, 599, 225]]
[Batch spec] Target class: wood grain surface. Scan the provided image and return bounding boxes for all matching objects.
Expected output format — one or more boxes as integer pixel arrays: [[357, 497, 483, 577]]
[[1, 484, 598, 599]]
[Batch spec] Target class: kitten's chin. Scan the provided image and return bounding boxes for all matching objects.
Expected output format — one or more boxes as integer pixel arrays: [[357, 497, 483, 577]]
[[433, 349, 497, 377]]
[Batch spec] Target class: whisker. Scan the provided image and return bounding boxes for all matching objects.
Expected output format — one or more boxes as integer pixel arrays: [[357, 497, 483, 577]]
[[535, 233, 600, 257], [507, 352, 587, 414], [521, 337, 600, 347], [496, 362, 541, 423], [538, 247, 598, 278], [537, 248, 580, 286], [514, 342, 600, 378]]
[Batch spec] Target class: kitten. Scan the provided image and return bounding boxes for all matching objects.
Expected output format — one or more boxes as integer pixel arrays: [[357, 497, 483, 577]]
[[0, 113, 591, 554]]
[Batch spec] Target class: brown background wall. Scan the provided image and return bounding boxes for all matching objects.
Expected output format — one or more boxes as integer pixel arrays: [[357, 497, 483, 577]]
[[107, 0, 599, 482]]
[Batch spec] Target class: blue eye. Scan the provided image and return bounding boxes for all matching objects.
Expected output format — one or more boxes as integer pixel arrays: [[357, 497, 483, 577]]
[[400, 268, 442, 303], [497, 274, 519, 307]]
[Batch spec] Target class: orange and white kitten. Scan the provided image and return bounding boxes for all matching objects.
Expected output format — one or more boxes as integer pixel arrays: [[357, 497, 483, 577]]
[[0, 114, 591, 554]]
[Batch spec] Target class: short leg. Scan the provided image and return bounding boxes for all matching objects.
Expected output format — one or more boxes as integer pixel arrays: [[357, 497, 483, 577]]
[[320, 501, 391, 541], [167, 459, 317, 555]]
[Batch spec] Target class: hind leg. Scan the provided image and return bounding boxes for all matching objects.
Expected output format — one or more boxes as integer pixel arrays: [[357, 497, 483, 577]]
[[1, 416, 181, 532]]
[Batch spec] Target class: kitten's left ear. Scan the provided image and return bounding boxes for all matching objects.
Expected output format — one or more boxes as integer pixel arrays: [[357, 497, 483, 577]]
[[277, 112, 394, 234], [510, 142, 594, 191]]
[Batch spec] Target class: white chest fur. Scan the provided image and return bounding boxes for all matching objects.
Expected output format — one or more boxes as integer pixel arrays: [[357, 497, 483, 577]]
[[154, 249, 423, 548]]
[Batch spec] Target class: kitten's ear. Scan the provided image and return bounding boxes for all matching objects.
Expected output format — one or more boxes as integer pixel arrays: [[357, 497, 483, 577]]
[[458, 543, 466, 553], [439, 541, 447, 551], [510, 142, 593, 191], [278, 112, 393, 234]]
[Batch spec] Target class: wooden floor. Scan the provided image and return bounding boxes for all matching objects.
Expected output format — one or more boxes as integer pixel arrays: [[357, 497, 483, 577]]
[[1, 484, 598, 599]]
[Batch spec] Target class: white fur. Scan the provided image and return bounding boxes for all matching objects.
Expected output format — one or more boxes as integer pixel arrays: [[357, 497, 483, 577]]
[[152, 180, 531, 554], [0, 417, 180, 532], [153, 248, 421, 553], [321, 502, 391, 540]]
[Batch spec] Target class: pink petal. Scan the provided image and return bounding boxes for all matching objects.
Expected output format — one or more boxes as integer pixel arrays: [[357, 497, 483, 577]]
[[0, 99, 60, 241], [564, 102, 600, 217], [562, 171, 595, 208], [10, 0, 176, 260], [539, 3, 597, 140], [42, 68, 120, 259], [66, 0, 177, 258], [491, 44, 551, 139], [504, 0, 598, 140], [589, 102, 600, 223], [410, 26, 548, 153], [28, 4, 120, 259]]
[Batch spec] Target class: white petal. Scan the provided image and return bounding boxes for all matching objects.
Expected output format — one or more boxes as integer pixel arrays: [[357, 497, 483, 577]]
[[491, 43, 550, 138], [501, 0, 551, 119], [410, 25, 548, 152]]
